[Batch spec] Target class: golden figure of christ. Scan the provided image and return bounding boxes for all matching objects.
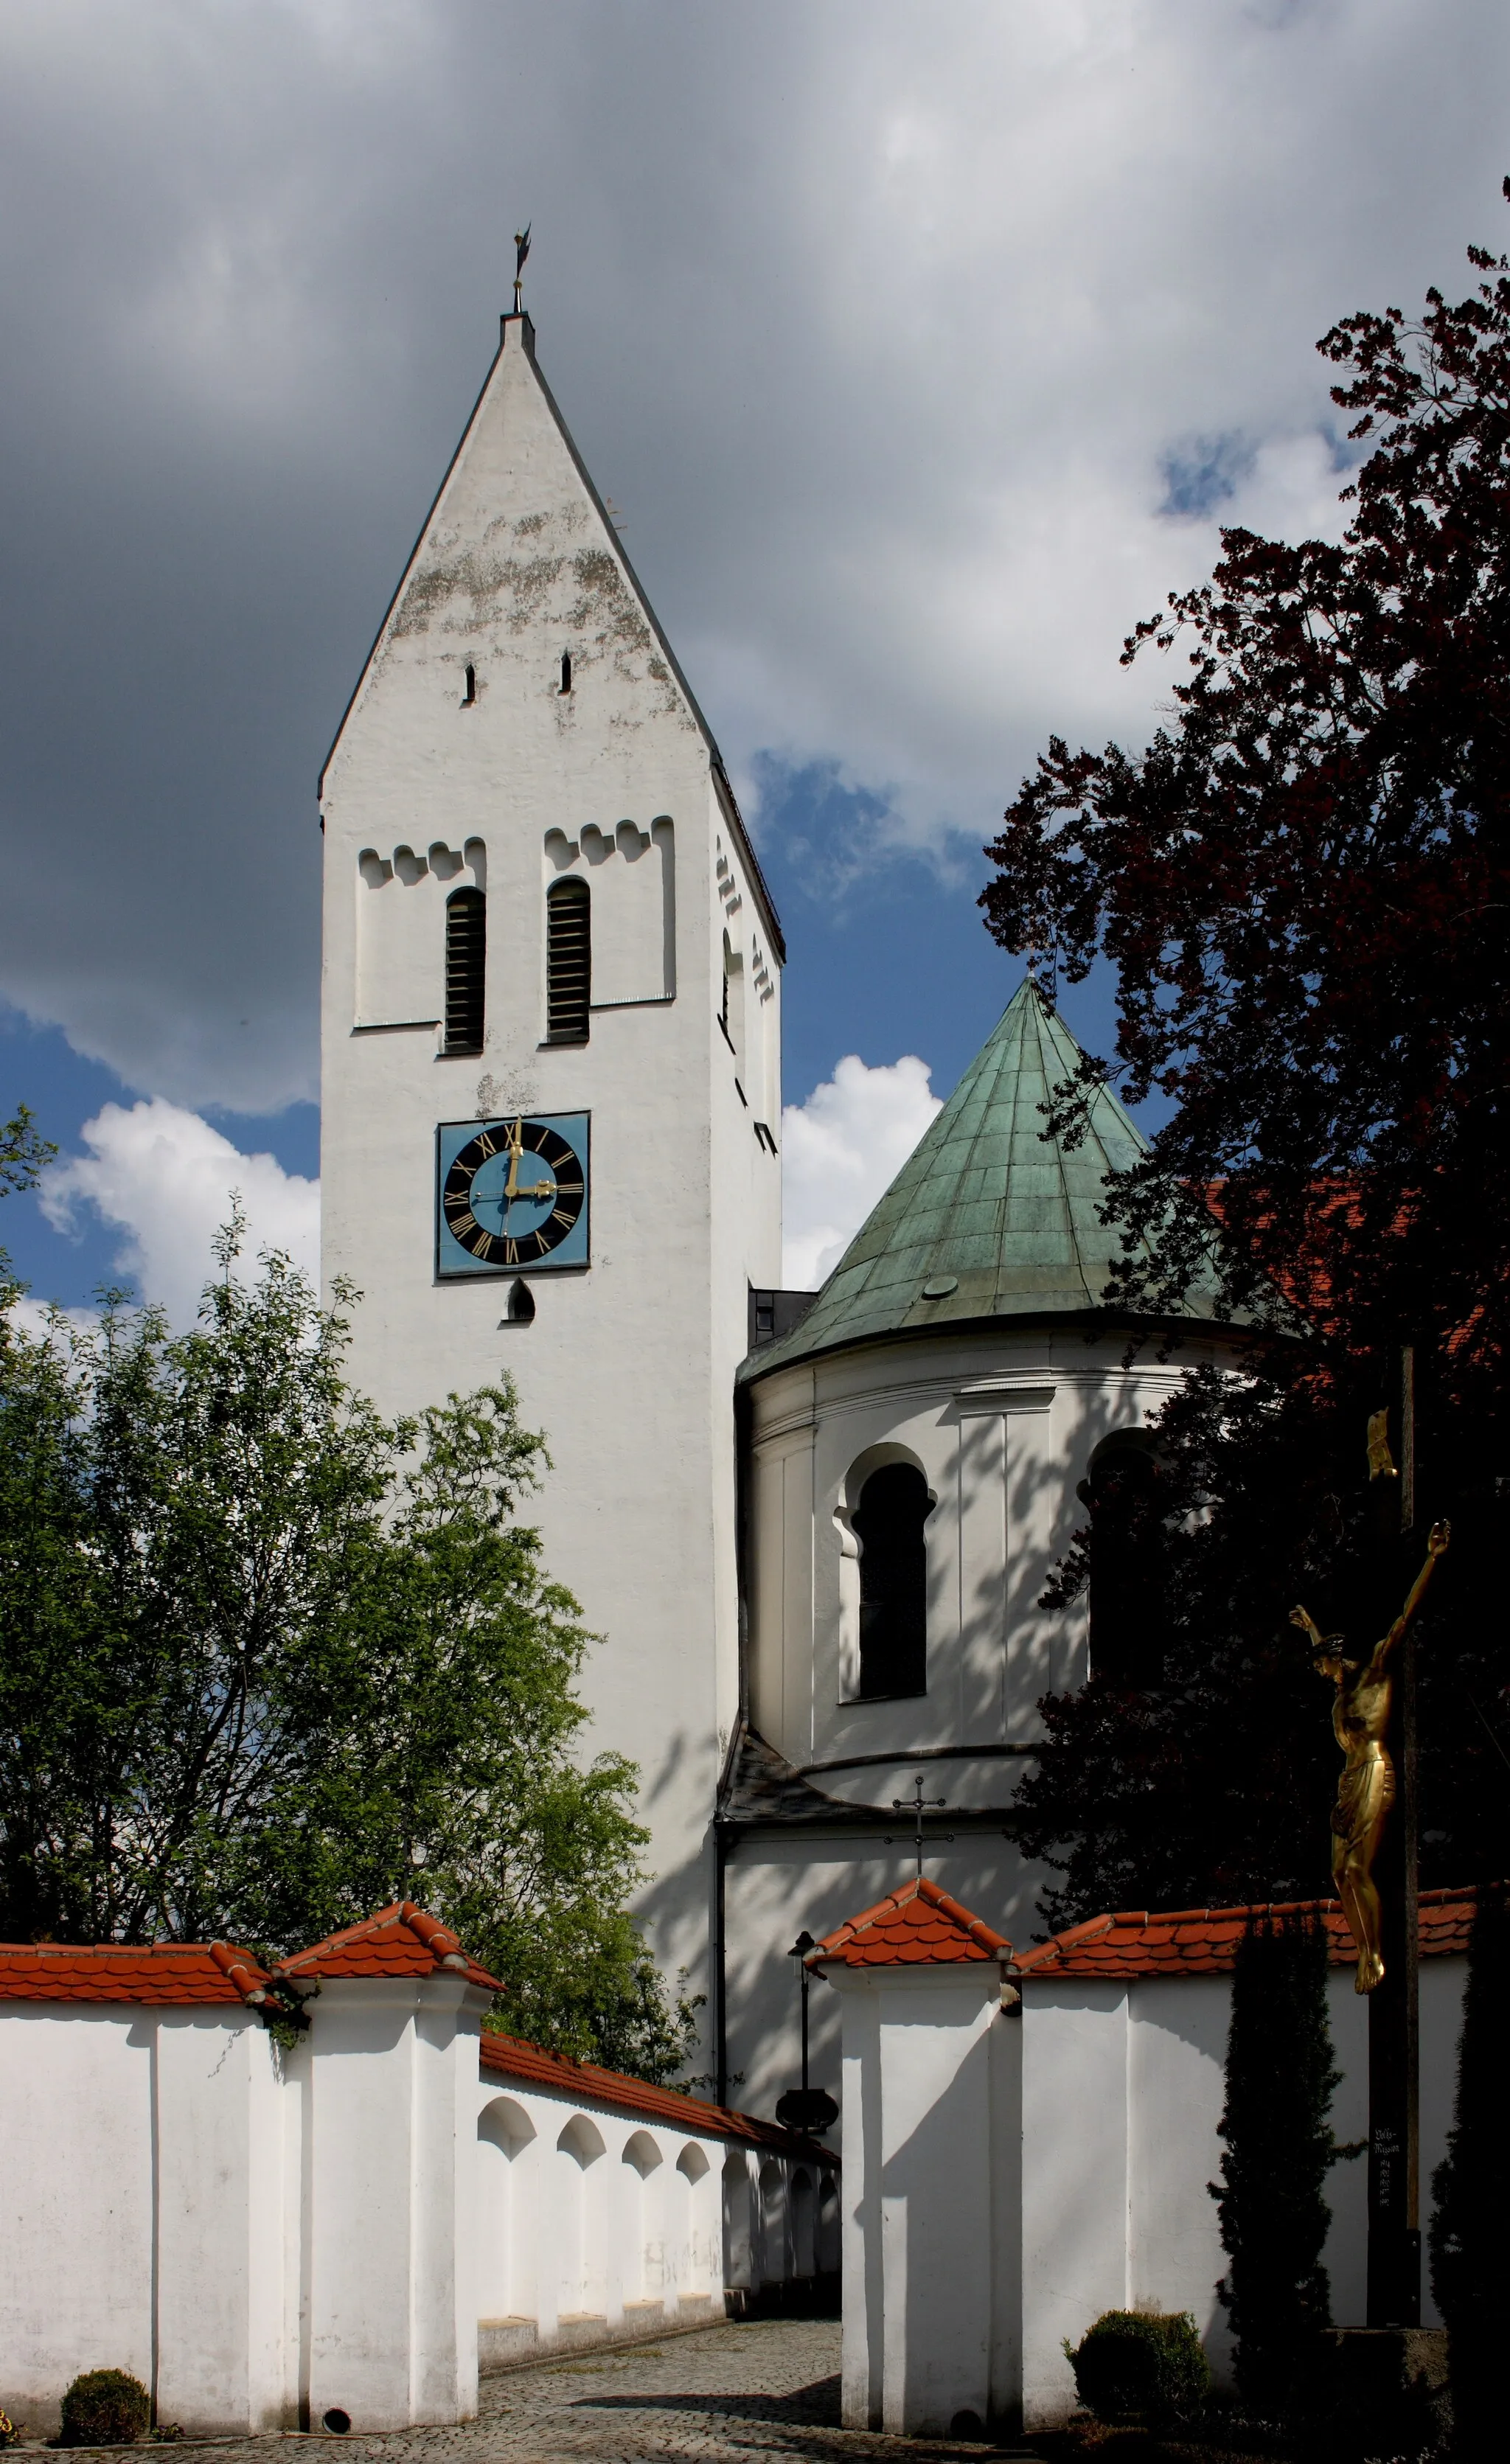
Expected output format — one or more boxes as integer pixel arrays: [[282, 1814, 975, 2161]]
[[1290, 1521, 1450, 1996]]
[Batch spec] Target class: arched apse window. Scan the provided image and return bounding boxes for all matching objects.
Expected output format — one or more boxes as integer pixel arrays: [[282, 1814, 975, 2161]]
[[1080, 1430, 1167, 1688], [853, 1461, 932, 1699], [445, 886, 486, 1054], [546, 876, 591, 1043]]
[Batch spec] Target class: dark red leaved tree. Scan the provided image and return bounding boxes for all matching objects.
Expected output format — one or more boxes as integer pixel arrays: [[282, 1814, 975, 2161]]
[[986, 193, 1510, 1927]]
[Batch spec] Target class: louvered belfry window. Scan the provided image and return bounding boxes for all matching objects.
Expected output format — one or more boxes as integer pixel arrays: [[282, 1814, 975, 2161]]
[[445, 887, 486, 1054], [546, 876, 591, 1043]]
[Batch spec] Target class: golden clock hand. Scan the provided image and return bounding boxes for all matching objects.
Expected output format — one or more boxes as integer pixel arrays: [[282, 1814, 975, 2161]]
[[504, 1118, 523, 1202]]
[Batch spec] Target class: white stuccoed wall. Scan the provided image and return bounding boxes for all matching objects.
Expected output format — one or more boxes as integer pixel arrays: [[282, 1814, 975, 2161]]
[[0, 2004, 290, 2434], [0, 1963, 833, 2436], [471, 2054, 837, 2364], [819, 1899, 1469, 2438], [319, 314, 782, 2030], [728, 1323, 1236, 2117], [823, 1960, 1020, 2439]]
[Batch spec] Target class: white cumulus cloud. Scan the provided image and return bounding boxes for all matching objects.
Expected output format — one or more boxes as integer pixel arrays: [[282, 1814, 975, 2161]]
[[782, 1055, 942, 1291], [40, 1099, 320, 1329]]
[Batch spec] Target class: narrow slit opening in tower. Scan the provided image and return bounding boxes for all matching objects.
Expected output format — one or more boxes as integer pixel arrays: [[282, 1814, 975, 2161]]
[[559, 652, 572, 695], [504, 1278, 535, 1325], [462, 663, 477, 706]]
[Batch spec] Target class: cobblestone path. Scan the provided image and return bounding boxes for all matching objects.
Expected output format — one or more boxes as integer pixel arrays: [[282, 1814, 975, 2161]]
[[56, 2320, 1037, 2463]]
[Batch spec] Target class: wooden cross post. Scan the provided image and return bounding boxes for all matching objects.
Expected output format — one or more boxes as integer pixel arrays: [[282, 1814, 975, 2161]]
[[1366, 1343, 1421, 2328]]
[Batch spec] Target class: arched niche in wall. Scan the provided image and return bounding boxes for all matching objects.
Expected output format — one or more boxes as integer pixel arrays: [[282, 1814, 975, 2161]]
[[758, 2159, 787, 2288], [722, 2151, 755, 2292], [790, 2168, 815, 2280], [477, 2096, 535, 2322], [817, 2171, 841, 2275], [835, 1443, 938, 1702], [555, 2113, 608, 2318], [675, 2142, 712, 2294], [1079, 1427, 1167, 1688], [621, 2130, 663, 2304]]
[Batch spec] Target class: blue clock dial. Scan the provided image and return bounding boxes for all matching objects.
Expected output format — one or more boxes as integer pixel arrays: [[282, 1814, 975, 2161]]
[[437, 1115, 588, 1274]]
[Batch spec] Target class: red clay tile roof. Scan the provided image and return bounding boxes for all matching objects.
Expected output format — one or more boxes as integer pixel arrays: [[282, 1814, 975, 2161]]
[[808, 1875, 1012, 1969], [0, 1941, 273, 2006], [275, 1900, 500, 1991], [1013, 1884, 1487, 1980], [479, 2029, 832, 2157]]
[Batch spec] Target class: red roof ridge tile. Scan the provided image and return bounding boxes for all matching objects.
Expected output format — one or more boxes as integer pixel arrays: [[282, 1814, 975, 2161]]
[[809, 1875, 1012, 1970], [1013, 1883, 1497, 1980], [276, 1900, 500, 1991], [0, 1939, 273, 2007]]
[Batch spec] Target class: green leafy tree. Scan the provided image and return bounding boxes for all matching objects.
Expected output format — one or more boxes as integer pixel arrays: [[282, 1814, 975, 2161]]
[[0, 1104, 54, 1202], [0, 1225, 697, 2083], [1430, 1882, 1510, 2454], [1211, 1912, 1344, 2418]]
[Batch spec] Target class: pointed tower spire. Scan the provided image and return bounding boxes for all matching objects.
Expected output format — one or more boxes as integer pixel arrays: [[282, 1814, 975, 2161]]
[[745, 978, 1225, 1375]]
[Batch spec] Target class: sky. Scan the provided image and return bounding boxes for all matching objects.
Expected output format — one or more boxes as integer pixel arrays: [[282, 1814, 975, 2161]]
[[1, 0, 1506, 1318]]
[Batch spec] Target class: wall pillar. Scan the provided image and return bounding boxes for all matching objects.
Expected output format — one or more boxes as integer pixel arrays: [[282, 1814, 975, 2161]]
[[305, 1974, 489, 2432], [820, 1957, 1020, 2437]]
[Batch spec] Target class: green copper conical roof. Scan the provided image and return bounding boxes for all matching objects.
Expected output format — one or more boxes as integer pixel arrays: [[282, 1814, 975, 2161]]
[[744, 978, 1225, 1379]]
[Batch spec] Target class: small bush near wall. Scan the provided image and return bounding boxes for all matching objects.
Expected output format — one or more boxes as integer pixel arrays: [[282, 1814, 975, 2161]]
[[1065, 2311, 1211, 2429], [59, 2371, 150, 2446]]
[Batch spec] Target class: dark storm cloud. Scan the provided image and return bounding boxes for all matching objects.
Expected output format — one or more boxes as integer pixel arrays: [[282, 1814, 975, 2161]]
[[1, 0, 1507, 1112]]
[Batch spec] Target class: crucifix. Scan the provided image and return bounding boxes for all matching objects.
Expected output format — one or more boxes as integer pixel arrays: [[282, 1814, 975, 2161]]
[[1291, 1346, 1431, 2326], [886, 1773, 953, 1879]]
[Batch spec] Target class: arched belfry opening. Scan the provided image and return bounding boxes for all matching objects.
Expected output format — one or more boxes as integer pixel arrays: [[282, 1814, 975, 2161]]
[[546, 875, 590, 1043], [445, 886, 486, 1054], [853, 1461, 932, 1699]]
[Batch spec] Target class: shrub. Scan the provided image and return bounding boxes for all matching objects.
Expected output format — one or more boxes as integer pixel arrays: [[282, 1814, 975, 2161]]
[[1211, 1910, 1340, 2413], [1065, 2308, 1211, 2426], [59, 2370, 150, 2446]]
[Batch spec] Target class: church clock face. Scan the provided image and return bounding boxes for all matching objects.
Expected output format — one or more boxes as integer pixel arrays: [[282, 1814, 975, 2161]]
[[436, 1113, 589, 1277]]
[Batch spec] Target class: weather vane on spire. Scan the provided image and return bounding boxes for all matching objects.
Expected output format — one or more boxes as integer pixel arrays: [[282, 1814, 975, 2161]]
[[512, 224, 532, 315]]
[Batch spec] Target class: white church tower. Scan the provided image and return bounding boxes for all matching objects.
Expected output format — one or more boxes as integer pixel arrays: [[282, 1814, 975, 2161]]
[[318, 312, 784, 2021]]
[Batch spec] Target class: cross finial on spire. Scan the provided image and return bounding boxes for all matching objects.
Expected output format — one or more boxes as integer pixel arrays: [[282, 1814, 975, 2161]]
[[512, 224, 532, 315]]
